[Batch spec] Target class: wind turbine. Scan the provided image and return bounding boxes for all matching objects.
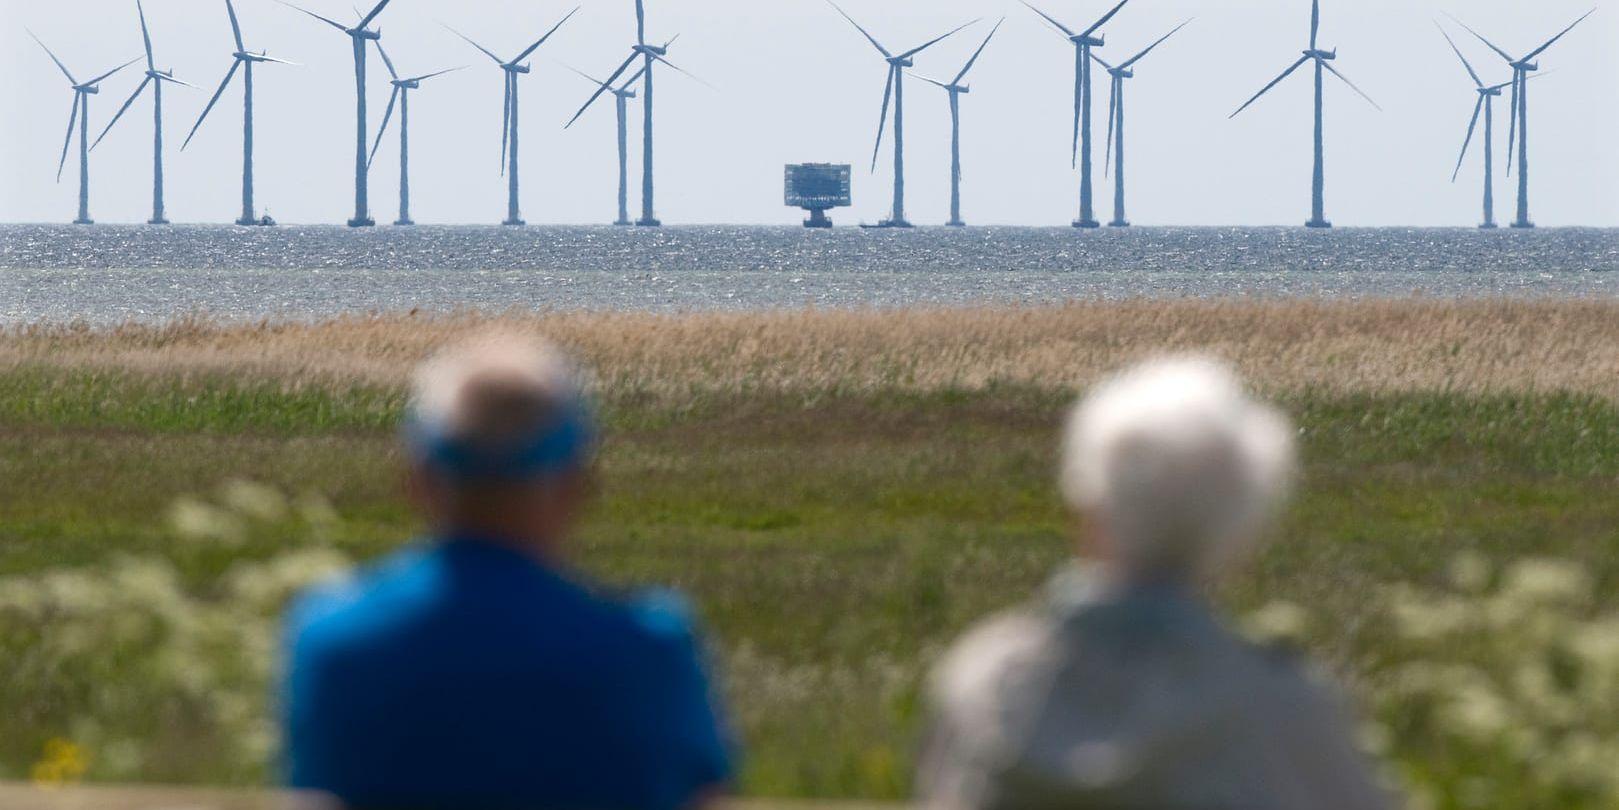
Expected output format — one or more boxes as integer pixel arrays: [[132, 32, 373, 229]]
[[826, 1, 976, 228], [367, 44, 462, 227], [1021, 0, 1131, 229], [917, 18, 1003, 228], [564, 64, 647, 226], [92, 0, 197, 226], [1092, 19, 1191, 228], [1444, 8, 1595, 229], [183, 0, 297, 226], [448, 8, 580, 227], [278, 0, 396, 227], [1230, 0, 1379, 229], [29, 32, 140, 225], [566, 1, 707, 227]]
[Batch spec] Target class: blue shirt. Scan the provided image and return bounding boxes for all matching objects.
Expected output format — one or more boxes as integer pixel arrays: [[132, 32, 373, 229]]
[[283, 538, 734, 810]]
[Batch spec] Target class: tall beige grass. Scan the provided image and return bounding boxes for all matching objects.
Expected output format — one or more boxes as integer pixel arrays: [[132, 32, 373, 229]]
[[7, 300, 1619, 399]]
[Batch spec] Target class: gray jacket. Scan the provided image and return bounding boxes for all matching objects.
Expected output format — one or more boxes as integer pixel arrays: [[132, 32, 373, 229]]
[[918, 566, 1392, 810]]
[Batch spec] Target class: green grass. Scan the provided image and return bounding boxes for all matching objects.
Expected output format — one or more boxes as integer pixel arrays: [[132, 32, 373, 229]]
[[3, 370, 1619, 800]]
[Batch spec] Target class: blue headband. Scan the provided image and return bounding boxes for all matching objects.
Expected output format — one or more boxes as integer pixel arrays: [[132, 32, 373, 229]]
[[406, 399, 596, 482]]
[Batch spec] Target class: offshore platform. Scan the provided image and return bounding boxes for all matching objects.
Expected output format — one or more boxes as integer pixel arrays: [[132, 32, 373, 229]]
[[785, 163, 852, 228]]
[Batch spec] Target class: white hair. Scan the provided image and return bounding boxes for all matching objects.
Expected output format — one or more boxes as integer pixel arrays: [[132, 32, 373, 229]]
[[409, 332, 581, 456], [1060, 357, 1296, 580]]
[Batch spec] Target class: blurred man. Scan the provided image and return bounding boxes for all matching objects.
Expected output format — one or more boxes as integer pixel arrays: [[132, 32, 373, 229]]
[[917, 358, 1391, 810], [283, 333, 733, 810]]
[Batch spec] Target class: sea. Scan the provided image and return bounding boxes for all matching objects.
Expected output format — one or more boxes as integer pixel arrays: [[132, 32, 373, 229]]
[[2, 224, 1617, 324]]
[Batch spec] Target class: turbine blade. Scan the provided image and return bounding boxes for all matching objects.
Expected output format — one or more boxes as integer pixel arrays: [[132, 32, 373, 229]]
[[914, 74, 950, 89], [1229, 55, 1309, 118], [1435, 21, 1483, 88], [898, 18, 980, 61], [29, 30, 79, 85], [1505, 73, 1519, 176], [374, 40, 399, 80], [369, 85, 399, 167], [500, 72, 511, 175], [1322, 61, 1380, 111], [1019, 0, 1076, 38], [225, 0, 246, 52], [512, 6, 580, 64], [1453, 95, 1483, 182], [405, 66, 466, 83], [1104, 75, 1117, 178], [662, 33, 680, 50], [652, 55, 713, 89], [357, 0, 393, 30], [443, 25, 506, 65], [155, 73, 198, 89], [85, 57, 144, 87], [183, 59, 242, 150], [953, 18, 1004, 85], [276, 1, 349, 33], [1080, 0, 1131, 39], [1441, 12, 1515, 64], [1120, 18, 1192, 69], [635, 0, 646, 46], [826, 0, 891, 58], [137, 0, 156, 71], [564, 52, 637, 128], [564, 63, 611, 89], [58, 94, 80, 182], [1072, 49, 1081, 167], [872, 66, 894, 172], [619, 65, 648, 91], [257, 55, 299, 65], [1522, 7, 1596, 63], [92, 76, 151, 150], [1310, 0, 1320, 50]]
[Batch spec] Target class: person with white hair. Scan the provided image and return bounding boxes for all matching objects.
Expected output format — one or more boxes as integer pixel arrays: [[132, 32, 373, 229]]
[[917, 358, 1392, 810], [282, 333, 734, 810]]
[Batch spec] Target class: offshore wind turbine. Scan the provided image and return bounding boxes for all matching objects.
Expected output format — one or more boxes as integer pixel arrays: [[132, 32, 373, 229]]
[[369, 45, 463, 226], [1021, 0, 1131, 229], [1444, 9, 1595, 230], [368, 45, 462, 226], [917, 18, 1003, 228], [1092, 19, 1191, 227], [1230, 0, 1379, 229], [1437, 23, 1512, 229], [30, 32, 140, 225], [278, 0, 396, 227], [564, 64, 647, 226], [826, 1, 976, 228], [448, 8, 580, 226], [92, 0, 197, 226], [183, 0, 297, 226]]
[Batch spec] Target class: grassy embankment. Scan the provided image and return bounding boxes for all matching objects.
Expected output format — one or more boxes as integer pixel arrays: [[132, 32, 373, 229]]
[[3, 300, 1619, 805]]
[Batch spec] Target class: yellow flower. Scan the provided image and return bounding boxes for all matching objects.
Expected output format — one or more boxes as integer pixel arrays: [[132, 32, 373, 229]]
[[30, 738, 89, 788]]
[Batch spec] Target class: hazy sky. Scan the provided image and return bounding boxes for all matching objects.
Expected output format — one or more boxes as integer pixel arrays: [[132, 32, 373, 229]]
[[2, 0, 1616, 227]]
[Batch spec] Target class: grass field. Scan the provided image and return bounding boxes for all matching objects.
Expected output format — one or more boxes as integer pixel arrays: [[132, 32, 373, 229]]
[[3, 301, 1619, 807]]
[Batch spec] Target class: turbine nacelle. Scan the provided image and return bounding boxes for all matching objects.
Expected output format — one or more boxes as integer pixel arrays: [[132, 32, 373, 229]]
[[886, 56, 915, 68], [1109, 67, 1134, 79], [1478, 85, 1504, 97], [502, 63, 532, 74], [394, 78, 421, 89], [349, 27, 382, 41], [1304, 48, 1336, 60], [634, 44, 667, 57], [74, 84, 102, 95], [1071, 34, 1104, 47], [1512, 59, 1539, 72]]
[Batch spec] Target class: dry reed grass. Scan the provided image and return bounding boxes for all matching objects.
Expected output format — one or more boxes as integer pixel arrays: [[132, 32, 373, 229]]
[[6, 300, 1619, 399]]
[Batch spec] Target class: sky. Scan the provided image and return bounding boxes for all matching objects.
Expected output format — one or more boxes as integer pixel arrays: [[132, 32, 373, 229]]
[[2, 0, 1616, 227]]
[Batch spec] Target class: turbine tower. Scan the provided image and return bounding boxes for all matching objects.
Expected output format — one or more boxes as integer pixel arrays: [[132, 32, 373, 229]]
[[1022, 0, 1131, 229], [564, 64, 647, 226], [30, 32, 139, 225], [1230, 0, 1379, 229], [1092, 20, 1191, 228], [183, 0, 297, 226], [368, 44, 463, 227], [449, 8, 580, 227], [93, 0, 196, 226], [1445, 9, 1595, 229], [279, 0, 396, 227], [827, 1, 976, 229], [917, 18, 1003, 228]]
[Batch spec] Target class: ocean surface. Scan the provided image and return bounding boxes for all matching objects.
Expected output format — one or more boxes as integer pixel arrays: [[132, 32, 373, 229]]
[[3, 224, 1618, 323]]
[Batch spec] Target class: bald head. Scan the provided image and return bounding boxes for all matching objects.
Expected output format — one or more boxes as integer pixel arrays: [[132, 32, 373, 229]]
[[406, 333, 596, 554]]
